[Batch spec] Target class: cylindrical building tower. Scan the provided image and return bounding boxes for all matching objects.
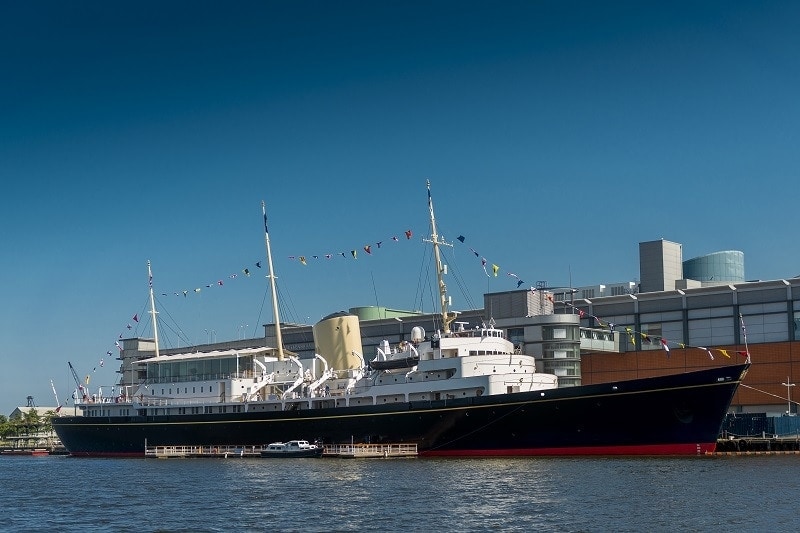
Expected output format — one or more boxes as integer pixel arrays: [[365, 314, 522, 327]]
[[683, 250, 745, 284]]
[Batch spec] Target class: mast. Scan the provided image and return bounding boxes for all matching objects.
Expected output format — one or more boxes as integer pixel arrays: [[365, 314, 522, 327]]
[[426, 180, 456, 334], [262, 201, 285, 360], [147, 260, 160, 358]]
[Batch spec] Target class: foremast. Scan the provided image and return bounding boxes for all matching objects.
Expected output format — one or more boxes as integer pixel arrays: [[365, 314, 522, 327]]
[[426, 180, 457, 335], [147, 260, 160, 358], [262, 200, 285, 361]]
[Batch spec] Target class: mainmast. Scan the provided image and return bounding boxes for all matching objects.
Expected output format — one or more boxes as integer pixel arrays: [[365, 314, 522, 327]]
[[426, 180, 457, 334], [262, 201, 285, 360], [147, 260, 160, 358]]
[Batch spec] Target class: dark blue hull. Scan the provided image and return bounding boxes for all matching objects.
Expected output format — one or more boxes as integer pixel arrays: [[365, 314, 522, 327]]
[[53, 363, 748, 457]]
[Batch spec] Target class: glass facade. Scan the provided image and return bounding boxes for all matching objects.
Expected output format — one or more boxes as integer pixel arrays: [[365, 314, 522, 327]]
[[683, 251, 745, 283], [147, 355, 253, 383]]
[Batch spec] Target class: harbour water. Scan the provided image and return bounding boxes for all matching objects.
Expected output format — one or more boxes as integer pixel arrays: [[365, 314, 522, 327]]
[[3, 455, 799, 532]]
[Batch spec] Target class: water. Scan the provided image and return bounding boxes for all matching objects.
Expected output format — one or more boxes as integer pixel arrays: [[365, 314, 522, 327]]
[[2, 455, 799, 532]]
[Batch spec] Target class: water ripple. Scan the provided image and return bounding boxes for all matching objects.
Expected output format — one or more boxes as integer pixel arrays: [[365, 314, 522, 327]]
[[2, 455, 799, 532]]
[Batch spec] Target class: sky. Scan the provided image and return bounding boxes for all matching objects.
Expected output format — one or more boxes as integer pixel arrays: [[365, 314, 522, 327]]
[[1, 1, 798, 415]]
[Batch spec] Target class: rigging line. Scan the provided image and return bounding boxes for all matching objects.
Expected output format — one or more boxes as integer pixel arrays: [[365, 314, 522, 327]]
[[276, 282, 299, 325], [132, 296, 151, 337], [434, 221, 478, 311], [253, 282, 269, 339], [371, 271, 380, 311], [152, 295, 192, 347], [740, 384, 799, 406], [443, 244, 478, 311], [417, 247, 442, 329], [412, 235, 431, 313]]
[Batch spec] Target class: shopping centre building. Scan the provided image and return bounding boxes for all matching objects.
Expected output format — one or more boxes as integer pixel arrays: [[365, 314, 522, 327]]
[[117, 239, 799, 417]]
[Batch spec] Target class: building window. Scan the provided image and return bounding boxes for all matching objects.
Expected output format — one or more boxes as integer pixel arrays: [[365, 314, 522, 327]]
[[640, 323, 662, 350], [794, 312, 800, 341], [507, 328, 524, 345]]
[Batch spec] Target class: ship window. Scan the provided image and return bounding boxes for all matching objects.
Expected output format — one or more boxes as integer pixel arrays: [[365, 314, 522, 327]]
[[210, 386, 213, 393], [193, 387, 196, 393]]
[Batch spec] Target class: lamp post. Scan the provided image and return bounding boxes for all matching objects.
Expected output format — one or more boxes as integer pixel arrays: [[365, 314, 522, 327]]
[[781, 377, 795, 416]]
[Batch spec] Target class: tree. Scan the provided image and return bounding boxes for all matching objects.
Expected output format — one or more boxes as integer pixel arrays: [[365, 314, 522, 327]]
[[22, 408, 41, 435], [42, 410, 57, 434], [0, 415, 9, 440]]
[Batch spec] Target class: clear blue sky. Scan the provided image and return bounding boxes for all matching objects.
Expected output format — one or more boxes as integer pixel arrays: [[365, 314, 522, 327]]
[[1, 1, 798, 415]]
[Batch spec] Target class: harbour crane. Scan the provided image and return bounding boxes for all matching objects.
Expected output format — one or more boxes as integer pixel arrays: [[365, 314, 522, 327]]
[[68, 361, 87, 402]]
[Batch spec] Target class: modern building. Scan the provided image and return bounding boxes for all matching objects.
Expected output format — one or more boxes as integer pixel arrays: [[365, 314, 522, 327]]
[[568, 278, 800, 416], [639, 239, 683, 292], [113, 239, 800, 418], [683, 250, 745, 285]]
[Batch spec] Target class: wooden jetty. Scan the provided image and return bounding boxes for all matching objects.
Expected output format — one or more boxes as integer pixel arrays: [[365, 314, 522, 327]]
[[713, 435, 800, 456], [322, 443, 418, 458], [145, 443, 418, 459], [145, 445, 264, 458]]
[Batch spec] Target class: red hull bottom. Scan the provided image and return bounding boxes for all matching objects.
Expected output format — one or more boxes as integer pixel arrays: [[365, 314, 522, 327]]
[[420, 442, 718, 457], [69, 452, 145, 458]]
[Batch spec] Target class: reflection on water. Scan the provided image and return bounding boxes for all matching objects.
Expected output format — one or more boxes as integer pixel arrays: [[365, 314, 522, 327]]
[[3, 455, 799, 532]]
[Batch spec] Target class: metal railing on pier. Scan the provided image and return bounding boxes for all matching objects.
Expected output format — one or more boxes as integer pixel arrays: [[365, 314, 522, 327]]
[[144, 442, 419, 458], [322, 443, 418, 458]]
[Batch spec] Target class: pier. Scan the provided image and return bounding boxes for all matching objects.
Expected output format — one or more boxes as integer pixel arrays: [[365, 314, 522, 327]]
[[322, 443, 418, 458], [144, 443, 418, 459], [714, 435, 800, 455], [145, 445, 264, 458]]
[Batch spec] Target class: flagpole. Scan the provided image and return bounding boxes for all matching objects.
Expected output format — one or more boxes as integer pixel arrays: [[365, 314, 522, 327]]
[[263, 201, 284, 360]]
